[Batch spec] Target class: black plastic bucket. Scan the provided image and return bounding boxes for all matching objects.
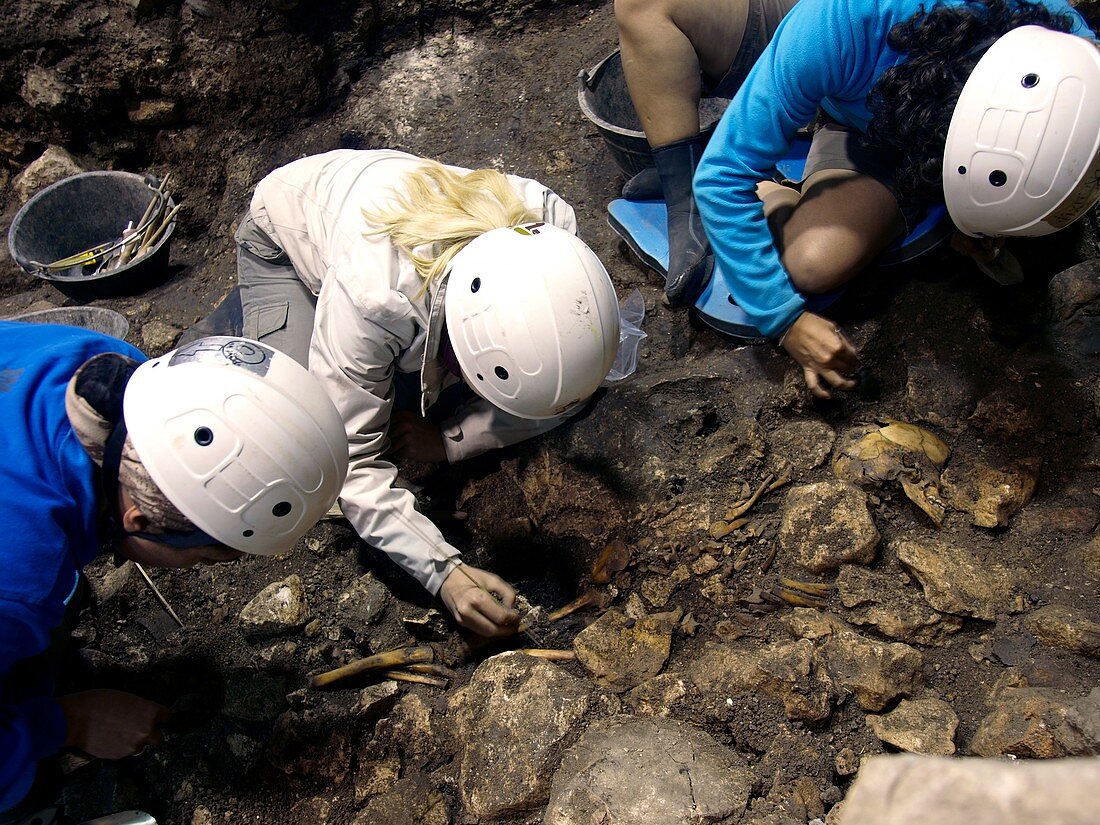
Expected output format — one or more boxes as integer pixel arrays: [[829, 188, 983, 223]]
[[7, 171, 176, 302], [577, 49, 731, 178], [5, 306, 131, 339]]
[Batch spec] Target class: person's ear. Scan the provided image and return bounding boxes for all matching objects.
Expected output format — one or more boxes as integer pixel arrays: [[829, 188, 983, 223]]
[[118, 485, 150, 533]]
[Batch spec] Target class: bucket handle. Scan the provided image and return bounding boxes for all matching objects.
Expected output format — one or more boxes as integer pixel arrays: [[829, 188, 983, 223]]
[[578, 48, 621, 92]]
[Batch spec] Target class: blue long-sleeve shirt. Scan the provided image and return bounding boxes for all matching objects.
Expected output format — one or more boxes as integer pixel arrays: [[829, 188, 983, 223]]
[[0, 322, 144, 813], [694, 0, 1091, 339]]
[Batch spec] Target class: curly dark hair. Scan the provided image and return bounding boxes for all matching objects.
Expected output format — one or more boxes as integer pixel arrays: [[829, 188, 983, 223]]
[[865, 0, 1075, 205]]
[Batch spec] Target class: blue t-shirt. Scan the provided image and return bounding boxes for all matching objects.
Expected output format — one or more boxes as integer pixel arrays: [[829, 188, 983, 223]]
[[0, 322, 144, 812], [694, 0, 1092, 338]]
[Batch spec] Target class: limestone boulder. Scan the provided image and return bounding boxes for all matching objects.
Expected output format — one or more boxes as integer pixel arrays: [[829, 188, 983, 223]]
[[449, 652, 594, 820], [779, 481, 880, 573], [836, 565, 963, 646], [867, 698, 958, 755], [1025, 604, 1100, 658], [543, 715, 753, 825], [573, 609, 679, 692], [895, 536, 1017, 621]]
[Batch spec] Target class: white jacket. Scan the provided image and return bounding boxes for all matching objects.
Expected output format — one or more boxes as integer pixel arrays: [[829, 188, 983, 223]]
[[249, 149, 578, 593]]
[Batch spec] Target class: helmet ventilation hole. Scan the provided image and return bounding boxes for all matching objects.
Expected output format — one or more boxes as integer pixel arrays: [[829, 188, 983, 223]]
[[243, 529, 254, 538], [194, 427, 214, 446], [476, 373, 484, 381], [272, 501, 292, 517], [470, 277, 481, 293], [957, 166, 967, 175], [989, 170, 1008, 187], [1022, 73, 1040, 88], [494, 366, 509, 380]]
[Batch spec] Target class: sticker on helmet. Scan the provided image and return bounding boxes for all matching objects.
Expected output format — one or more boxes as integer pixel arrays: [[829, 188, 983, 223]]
[[512, 222, 546, 236], [168, 336, 274, 376]]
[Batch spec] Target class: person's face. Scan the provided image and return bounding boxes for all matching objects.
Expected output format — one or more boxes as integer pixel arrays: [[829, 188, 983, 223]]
[[115, 533, 243, 568], [113, 485, 244, 569]]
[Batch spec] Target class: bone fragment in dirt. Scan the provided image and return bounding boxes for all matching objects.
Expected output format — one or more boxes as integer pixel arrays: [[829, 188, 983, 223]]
[[773, 586, 825, 608], [379, 669, 449, 688], [515, 648, 576, 661], [309, 645, 435, 688], [592, 538, 631, 584], [710, 516, 751, 539], [760, 544, 778, 574], [724, 473, 775, 521], [778, 576, 834, 597], [401, 662, 458, 679], [547, 589, 611, 622]]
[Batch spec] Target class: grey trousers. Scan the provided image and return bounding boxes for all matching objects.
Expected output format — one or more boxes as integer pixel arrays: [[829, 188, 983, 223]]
[[235, 211, 317, 368]]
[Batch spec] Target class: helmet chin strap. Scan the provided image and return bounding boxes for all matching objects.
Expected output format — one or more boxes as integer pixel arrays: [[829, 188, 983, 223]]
[[101, 415, 217, 552]]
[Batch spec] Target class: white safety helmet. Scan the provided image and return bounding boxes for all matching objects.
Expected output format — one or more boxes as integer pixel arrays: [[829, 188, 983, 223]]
[[123, 337, 348, 555], [444, 223, 621, 420], [943, 25, 1100, 237]]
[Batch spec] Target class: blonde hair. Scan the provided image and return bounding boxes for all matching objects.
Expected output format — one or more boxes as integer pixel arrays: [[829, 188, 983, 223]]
[[363, 160, 539, 288]]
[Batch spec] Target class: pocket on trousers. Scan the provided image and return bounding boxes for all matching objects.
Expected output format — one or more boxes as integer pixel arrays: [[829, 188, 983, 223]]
[[243, 301, 290, 341]]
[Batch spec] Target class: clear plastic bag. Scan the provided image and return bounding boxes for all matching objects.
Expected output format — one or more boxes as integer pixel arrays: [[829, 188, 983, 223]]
[[603, 287, 647, 384]]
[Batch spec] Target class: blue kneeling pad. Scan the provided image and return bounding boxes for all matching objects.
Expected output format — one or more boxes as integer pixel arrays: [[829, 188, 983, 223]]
[[607, 136, 951, 341]]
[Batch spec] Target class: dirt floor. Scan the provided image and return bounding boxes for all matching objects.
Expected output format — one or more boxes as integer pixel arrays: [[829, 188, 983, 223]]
[[2, 1, 1100, 823]]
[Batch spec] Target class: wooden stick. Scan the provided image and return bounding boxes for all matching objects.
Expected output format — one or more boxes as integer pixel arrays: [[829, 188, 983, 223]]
[[515, 649, 576, 661], [379, 670, 448, 688], [309, 645, 435, 688], [135, 203, 181, 257]]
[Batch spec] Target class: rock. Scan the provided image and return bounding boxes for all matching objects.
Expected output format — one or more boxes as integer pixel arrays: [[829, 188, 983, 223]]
[[268, 709, 353, 781], [86, 560, 134, 605], [786, 611, 923, 712], [690, 639, 834, 724], [573, 609, 679, 692], [834, 753, 1100, 825], [353, 751, 400, 802], [836, 565, 963, 646], [834, 747, 859, 777], [638, 564, 690, 607], [1047, 259, 1100, 323], [867, 698, 958, 755], [357, 681, 401, 722], [1017, 506, 1099, 535], [352, 774, 451, 825], [1083, 534, 1100, 580], [12, 146, 84, 203], [1024, 605, 1100, 658], [222, 670, 286, 722], [287, 798, 331, 823], [895, 536, 1017, 620], [191, 807, 214, 825], [337, 574, 390, 626], [543, 715, 753, 825], [779, 481, 880, 573], [20, 66, 74, 115], [765, 418, 836, 475], [968, 388, 1046, 439], [449, 652, 593, 820], [239, 574, 311, 637], [624, 674, 688, 717], [970, 685, 1100, 758], [127, 98, 179, 127], [904, 358, 974, 429], [140, 320, 181, 354], [699, 417, 765, 476]]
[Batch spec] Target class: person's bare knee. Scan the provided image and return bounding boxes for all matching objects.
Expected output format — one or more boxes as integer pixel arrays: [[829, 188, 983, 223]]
[[782, 231, 862, 294]]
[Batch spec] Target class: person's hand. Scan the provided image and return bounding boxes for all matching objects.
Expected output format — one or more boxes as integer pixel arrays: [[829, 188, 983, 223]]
[[780, 312, 860, 399], [389, 410, 447, 463], [439, 563, 520, 637], [59, 689, 170, 760]]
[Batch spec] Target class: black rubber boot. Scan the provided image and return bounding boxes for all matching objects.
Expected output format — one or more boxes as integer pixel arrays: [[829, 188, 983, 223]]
[[653, 136, 712, 306], [621, 166, 662, 200]]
